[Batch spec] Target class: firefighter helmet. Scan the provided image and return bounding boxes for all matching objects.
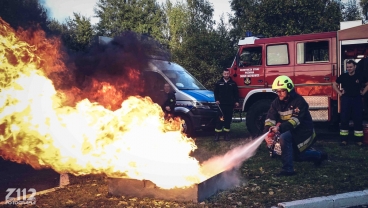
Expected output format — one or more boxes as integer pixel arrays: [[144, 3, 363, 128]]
[[272, 75, 294, 92]]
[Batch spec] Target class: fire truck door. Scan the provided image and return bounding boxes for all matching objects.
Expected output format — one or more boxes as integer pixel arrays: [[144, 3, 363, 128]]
[[294, 39, 334, 96], [237, 46, 264, 93]]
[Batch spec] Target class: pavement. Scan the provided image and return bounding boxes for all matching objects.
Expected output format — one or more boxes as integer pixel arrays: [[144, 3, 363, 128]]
[[272, 190, 368, 208]]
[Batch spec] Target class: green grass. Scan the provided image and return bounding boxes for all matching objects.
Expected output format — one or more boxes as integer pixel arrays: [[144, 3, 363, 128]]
[[15, 123, 368, 208]]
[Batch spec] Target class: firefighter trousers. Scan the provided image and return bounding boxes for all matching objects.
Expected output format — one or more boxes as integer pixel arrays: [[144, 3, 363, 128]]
[[340, 95, 364, 142], [215, 104, 233, 132]]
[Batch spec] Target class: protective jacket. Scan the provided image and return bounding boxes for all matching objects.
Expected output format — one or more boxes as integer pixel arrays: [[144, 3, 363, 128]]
[[214, 77, 239, 105], [263, 90, 316, 153]]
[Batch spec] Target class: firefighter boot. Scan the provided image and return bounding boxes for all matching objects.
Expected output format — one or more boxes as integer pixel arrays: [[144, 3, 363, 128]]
[[224, 132, 230, 141], [214, 132, 220, 142]]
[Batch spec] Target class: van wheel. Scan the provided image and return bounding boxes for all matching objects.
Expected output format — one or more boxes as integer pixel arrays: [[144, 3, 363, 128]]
[[246, 99, 273, 137], [180, 115, 193, 137]]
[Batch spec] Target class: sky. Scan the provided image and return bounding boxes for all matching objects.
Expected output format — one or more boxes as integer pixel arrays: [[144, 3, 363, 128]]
[[42, 0, 232, 25]]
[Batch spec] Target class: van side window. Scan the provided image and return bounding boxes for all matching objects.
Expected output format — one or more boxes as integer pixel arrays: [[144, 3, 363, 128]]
[[143, 71, 168, 101], [297, 41, 329, 64], [239, 46, 262, 67], [266, 44, 289, 65]]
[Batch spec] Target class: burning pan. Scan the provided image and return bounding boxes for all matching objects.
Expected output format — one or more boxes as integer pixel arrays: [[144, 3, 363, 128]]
[[108, 168, 239, 202]]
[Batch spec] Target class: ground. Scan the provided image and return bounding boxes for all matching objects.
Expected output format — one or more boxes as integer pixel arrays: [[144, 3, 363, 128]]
[[1, 122, 368, 208]]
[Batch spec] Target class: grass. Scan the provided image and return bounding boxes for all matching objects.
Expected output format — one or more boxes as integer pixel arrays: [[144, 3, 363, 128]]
[[6, 122, 368, 208]]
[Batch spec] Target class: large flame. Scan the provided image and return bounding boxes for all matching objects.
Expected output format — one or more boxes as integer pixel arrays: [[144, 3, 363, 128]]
[[0, 19, 208, 189], [0, 19, 266, 190]]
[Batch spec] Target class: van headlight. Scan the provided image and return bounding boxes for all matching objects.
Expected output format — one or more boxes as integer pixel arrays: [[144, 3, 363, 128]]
[[191, 101, 210, 109]]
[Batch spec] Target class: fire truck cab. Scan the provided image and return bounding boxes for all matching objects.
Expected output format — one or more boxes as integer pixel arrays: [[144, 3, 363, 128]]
[[229, 20, 368, 136]]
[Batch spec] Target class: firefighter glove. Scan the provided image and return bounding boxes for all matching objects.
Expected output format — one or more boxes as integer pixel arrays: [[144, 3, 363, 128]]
[[270, 125, 279, 133]]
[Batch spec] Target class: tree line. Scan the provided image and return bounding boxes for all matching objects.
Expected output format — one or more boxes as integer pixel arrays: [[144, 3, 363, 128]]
[[0, 0, 367, 89]]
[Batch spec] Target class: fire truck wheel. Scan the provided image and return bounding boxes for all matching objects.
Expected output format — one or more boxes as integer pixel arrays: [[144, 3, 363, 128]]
[[180, 115, 193, 136], [246, 99, 273, 137]]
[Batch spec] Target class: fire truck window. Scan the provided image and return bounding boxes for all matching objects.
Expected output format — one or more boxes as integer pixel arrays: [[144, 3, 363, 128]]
[[239, 47, 262, 67], [297, 41, 329, 64], [267, 44, 289, 65]]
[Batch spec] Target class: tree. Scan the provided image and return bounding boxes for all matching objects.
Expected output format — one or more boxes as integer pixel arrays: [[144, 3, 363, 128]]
[[169, 0, 234, 89], [163, 0, 190, 51], [186, 0, 215, 33], [48, 13, 94, 52], [229, 0, 257, 43], [94, 0, 166, 44], [229, 0, 343, 38], [64, 13, 94, 51], [342, 0, 362, 21], [360, 0, 368, 22], [213, 15, 237, 71], [0, 0, 50, 32]]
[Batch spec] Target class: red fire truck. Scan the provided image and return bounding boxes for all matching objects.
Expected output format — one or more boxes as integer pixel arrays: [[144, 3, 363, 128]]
[[229, 20, 368, 136]]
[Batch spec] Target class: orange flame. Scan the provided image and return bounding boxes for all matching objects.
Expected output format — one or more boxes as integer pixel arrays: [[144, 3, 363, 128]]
[[0, 19, 209, 189]]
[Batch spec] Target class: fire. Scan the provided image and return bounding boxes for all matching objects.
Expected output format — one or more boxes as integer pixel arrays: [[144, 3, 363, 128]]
[[0, 19, 208, 189]]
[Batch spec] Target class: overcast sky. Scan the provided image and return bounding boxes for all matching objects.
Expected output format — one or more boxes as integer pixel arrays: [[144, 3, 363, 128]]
[[42, 0, 232, 25]]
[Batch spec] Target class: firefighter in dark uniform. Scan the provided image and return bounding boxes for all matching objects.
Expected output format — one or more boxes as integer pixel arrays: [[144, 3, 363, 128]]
[[214, 69, 239, 141], [159, 83, 176, 119], [263, 75, 328, 176], [333, 60, 368, 146]]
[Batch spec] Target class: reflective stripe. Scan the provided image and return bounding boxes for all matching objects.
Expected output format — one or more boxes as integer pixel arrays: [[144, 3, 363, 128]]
[[340, 129, 349, 136], [297, 130, 316, 152], [279, 110, 293, 121], [287, 117, 300, 128], [265, 122, 275, 127], [223, 128, 230, 132], [288, 119, 297, 127], [265, 119, 276, 126], [280, 114, 292, 120], [278, 110, 293, 116], [215, 129, 222, 132], [290, 117, 300, 125], [297, 137, 311, 149], [354, 130, 363, 137]]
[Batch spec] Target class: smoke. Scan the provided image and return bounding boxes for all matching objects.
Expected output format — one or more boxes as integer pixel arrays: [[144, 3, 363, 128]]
[[6, 22, 171, 110], [49, 31, 170, 110], [201, 133, 268, 180]]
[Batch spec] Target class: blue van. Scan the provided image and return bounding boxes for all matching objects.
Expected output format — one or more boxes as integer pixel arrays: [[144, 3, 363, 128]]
[[146, 59, 218, 135]]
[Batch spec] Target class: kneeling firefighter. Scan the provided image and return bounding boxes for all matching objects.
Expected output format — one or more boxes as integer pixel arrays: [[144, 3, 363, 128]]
[[263, 75, 328, 176]]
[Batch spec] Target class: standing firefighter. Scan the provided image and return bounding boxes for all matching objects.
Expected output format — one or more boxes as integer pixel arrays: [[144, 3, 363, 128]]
[[333, 60, 368, 146], [214, 69, 239, 141], [263, 75, 328, 176]]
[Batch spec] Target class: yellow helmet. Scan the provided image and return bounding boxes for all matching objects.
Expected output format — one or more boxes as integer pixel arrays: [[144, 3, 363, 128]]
[[272, 75, 294, 92]]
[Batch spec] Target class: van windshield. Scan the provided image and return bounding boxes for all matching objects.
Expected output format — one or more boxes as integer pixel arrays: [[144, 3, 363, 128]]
[[161, 67, 206, 90]]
